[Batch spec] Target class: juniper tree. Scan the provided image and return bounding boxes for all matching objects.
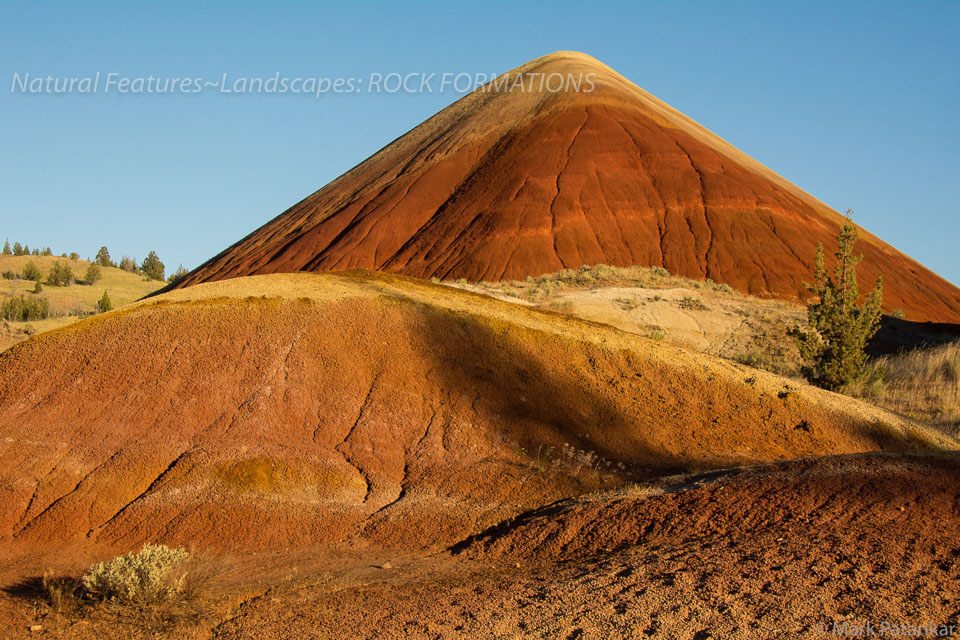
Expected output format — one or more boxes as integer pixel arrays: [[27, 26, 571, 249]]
[[85, 263, 102, 285], [141, 251, 165, 281], [22, 261, 42, 282], [95, 246, 114, 267], [96, 290, 113, 313], [792, 212, 883, 391], [47, 261, 74, 287], [167, 264, 188, 285]]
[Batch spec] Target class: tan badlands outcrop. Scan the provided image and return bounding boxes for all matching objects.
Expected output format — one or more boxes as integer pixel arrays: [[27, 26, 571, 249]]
[[168, 51, 960, 323], [0, 271, 955, 553]]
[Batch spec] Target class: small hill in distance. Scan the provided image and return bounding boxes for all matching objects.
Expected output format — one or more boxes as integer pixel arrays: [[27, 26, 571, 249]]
[[0, 253, 166, 351]]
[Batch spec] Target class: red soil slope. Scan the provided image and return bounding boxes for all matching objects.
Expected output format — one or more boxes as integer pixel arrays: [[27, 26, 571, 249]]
[[170, 51, 960, 323], [239, 454, 957, 640], [0, 272, 953, 554]]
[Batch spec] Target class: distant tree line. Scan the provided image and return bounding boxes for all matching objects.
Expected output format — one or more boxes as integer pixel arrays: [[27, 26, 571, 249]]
[[3, 240, 183, 282], [2, 239, 53, 257], [1, 240, 187, 323]]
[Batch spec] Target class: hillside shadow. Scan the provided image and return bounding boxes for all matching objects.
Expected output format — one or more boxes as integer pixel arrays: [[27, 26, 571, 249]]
[[869, 317, 960, 357], [414, 304, 695, 475]]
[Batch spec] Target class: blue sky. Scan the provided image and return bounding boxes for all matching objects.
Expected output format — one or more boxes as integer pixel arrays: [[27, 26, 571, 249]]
[[1, 1, 957, 285]]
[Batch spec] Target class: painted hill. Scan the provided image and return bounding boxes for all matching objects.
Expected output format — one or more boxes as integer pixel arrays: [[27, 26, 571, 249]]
[[168, 51, 960, 323], [0, 271, 954, 554]]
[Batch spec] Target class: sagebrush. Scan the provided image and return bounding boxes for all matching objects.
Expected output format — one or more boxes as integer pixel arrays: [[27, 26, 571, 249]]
[[82, 543, 191, 603]]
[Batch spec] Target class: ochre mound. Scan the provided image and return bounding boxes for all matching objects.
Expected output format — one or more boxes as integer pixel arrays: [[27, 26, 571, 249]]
[[169, 51, 960, 323], [0, 272, 954, 554]]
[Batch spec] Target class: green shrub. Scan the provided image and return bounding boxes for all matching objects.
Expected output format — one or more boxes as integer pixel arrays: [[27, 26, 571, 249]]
[[81, 543, 191, 604], [95, 246, 114, 267], [791, 212, 883, 391], [167, 264, 189, 285], [47, 261, 74, 286], [679, 296, 708, 311], [1, 294, 50, 321], [22, 261, 42, 282], [96, 290, 113, 313], [85, 263, 102, 285], [2, 270, 16, 280], [32, 281, 43, 293], [141, 251, 165, 281]]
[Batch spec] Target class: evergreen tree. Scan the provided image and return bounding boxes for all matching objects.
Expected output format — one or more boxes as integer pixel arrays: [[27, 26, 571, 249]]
[[95, 246, 114, 267], [12, 242, 23, 256], [96, 290, 113, 313], [2, 239, 10, 255], [791, 212, 883, 391], [141, 251, 165, 281], [167, 264, 189, 285], [22, 261, 42, 282], [47, 261, 74, 287], [85, 263, 102, 285]]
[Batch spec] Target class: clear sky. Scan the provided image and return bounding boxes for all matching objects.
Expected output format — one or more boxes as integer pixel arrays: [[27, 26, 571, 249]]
[[1, 1, 957, 285]]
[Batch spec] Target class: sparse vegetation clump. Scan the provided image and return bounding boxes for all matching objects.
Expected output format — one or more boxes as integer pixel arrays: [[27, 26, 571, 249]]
[[85, 263, 102, 285], [791, 213, 883, 391], [22, 261, 43, 282], [679, 295, 708, 311], [46, 261, 74, 287], [465, 264, 743, 302], [167, 264, 189, 285], [1, 294, 50, 321], [33, 543, 210, 633], [119, 255, 137, 273], [847, 342, 960, 435], [81, 543, 191, 604]]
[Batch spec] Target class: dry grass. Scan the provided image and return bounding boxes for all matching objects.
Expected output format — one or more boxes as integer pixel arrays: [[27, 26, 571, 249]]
[[25, 544, 219, 634], [478, 264, 744, 301], [847, 342, 960, 436], [0, 254, 164, 351]]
